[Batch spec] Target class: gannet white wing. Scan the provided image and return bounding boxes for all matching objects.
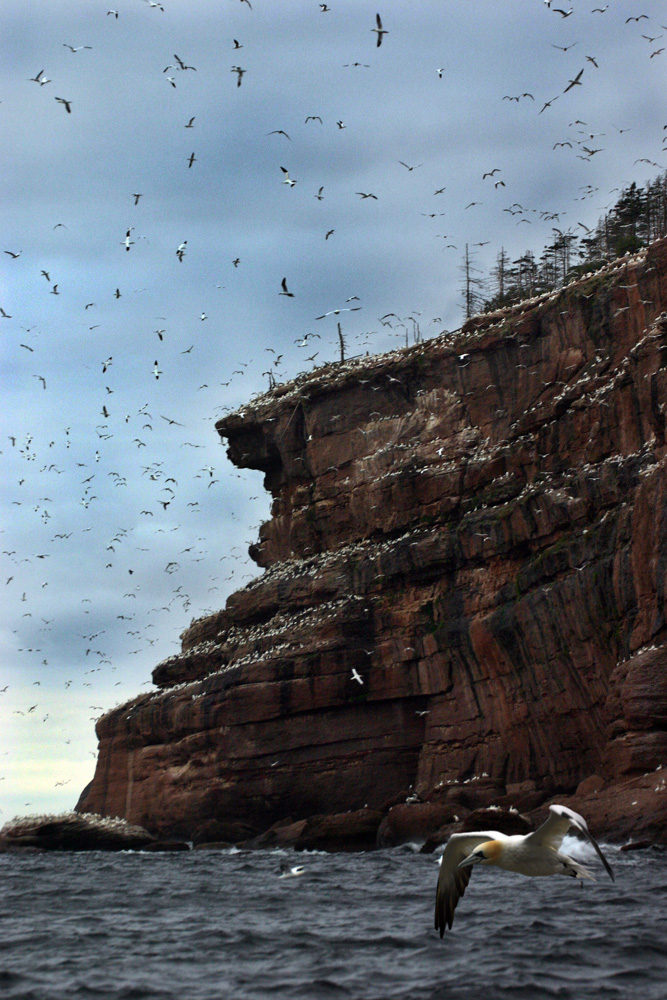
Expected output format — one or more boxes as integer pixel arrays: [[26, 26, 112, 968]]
[[525, 804, 615, 881], [434, 831, 505, 936]]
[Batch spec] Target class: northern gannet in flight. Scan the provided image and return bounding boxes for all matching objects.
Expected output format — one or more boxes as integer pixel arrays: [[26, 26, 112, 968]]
[[371, 13, 388, 47], [435, 804, 614, 937]]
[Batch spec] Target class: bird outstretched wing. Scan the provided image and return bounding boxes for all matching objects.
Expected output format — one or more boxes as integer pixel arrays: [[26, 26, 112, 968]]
[[434, 831, 503, 936], [525, 804, 614, 881]]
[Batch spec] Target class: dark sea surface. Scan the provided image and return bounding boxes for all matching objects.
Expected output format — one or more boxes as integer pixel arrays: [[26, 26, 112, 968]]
[[1, 839, 665, 1000]]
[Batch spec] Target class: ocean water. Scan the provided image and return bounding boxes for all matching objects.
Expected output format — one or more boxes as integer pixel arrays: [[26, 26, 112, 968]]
[[1, 840, 665, 1000]]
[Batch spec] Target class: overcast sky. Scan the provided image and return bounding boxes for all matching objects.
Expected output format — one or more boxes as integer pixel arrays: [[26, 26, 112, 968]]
[[2, 0, 665, 822]]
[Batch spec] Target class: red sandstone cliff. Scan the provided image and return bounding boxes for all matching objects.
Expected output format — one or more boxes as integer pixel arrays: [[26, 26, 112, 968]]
[[78, 239, 667, 846]]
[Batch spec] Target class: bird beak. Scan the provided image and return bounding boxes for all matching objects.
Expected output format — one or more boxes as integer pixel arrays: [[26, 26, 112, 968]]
[[458, 852, 482, 869]]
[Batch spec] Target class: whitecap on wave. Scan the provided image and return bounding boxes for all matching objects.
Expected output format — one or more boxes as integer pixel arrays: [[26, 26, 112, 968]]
[[561, 832, 617, 865]]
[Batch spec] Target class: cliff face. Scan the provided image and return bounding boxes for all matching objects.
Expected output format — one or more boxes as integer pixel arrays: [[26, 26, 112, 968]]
[[79, 239, 667, 844]]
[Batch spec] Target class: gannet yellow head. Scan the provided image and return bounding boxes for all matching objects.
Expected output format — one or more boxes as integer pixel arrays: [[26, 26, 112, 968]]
[[458, 839, 504, 869]]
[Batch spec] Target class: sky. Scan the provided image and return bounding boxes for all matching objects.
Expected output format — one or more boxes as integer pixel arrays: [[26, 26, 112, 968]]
[[2, 0, 666, 822]]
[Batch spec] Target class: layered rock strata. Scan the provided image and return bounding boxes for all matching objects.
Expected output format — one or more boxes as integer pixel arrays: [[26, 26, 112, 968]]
[[78, 239, 667, 845]]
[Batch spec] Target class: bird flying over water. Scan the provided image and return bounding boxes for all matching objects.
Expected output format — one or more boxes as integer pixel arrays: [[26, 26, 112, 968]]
[[315, 306, 361, 319], [174, 54, 196, 71], [372, 13, 387, 47], [563, 68, 584, 93], [434, 804, 614, 936], [30, 69, 51, 85], [539, 96, 559, 114]]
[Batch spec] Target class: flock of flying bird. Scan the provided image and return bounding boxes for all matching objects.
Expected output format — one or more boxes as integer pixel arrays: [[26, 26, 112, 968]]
[[3, 1, 665, 834]]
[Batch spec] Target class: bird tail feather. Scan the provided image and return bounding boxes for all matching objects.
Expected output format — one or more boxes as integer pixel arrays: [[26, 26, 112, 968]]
[[562, 856, 596, 880]]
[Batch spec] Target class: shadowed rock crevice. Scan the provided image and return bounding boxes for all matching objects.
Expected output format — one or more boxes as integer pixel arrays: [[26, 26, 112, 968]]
[[78, 239, 667, 845]]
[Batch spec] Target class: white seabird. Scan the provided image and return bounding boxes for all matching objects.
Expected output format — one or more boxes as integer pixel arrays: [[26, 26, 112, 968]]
[[435, 804, 614, 937], [279, 863, 305, 879]]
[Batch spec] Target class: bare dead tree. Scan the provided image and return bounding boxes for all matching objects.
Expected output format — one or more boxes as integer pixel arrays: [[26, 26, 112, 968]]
[[460, 244, 484, 319], [338, 322, 346, 362]]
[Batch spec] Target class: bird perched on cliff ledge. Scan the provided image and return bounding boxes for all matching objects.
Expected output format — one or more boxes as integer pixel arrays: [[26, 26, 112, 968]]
[[435, 804, 614, 936]]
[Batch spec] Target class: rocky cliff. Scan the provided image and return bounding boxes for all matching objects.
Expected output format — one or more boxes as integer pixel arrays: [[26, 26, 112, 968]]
[[78, 239, 667, 846]]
